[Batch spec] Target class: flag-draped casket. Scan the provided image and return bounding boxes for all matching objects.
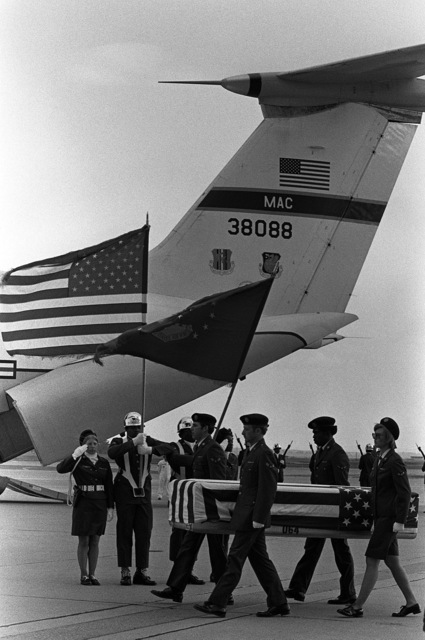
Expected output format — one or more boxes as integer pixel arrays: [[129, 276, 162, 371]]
[[168, 479, 419, 539]]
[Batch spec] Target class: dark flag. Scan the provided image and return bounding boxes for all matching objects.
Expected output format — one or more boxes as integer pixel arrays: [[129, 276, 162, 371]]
[[0, 226, 149, 357], [95, 278, 273, 383]]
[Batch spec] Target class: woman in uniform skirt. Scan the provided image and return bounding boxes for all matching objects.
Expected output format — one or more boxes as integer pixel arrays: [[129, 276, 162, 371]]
[[57, 430, 114, 585], [337, 418, 421, 619]]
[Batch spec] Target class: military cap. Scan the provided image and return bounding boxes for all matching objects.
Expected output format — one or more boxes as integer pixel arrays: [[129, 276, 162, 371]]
[[378, 417, 399, 440], [79, 429, 97, 445], [240, 413, 269, 427], [308, 416, 337, 435], [192, 413, 216, 427], [365, 443, 373, 452], [177, 416, 193, 432], [124, 411, 142, 427]]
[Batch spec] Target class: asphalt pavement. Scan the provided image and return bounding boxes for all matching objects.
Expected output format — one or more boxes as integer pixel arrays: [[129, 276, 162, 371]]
[[0, 454, 423, 639]]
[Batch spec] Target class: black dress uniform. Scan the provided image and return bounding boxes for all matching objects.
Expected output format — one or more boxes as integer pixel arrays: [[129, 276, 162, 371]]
[[207, 431, 288, 611], [108, 434, 173, 570], [164, 432, 228, 594], [57, 453, 113, 536], [287, 421, 356, 601]]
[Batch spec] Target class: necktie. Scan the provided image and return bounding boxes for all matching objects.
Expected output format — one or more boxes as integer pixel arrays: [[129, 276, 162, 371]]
[[193, 443, 198, 453]]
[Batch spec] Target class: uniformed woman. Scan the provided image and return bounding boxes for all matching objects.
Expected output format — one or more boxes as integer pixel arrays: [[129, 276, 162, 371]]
[[337, 418, 421, 619], [57, 430, 114, 585]]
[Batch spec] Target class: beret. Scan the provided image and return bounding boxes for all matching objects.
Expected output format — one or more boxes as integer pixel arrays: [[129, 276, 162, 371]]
[[240, 413, 269, 426], [192, 413, 216, 427], [379, 417, 399, 440]]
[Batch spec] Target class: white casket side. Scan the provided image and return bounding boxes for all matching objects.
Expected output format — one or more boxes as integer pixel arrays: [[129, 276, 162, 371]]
[[168, 479, 419, 540]]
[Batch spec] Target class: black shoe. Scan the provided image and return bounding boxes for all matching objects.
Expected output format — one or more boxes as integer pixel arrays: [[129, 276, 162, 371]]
[[188, 574, 205, 585], [151, 587, 183, 603], [227, 594, 234, 605], [337, 605, 364, 618], [193, 602, 226, 618], [133, 571, 156, 585], [284, 588, 305, 602], [80, 576, 91, 585], [392, 603, 421, 617], [328, 595, 357, 605], [256, 604, 291, 617], [120, 574, 131, 586], [89, 575, 100, 585]]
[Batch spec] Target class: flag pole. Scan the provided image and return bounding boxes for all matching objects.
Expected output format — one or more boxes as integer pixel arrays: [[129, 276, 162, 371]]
[[212, 380, 238, 439], [140, 213, 149, 431]]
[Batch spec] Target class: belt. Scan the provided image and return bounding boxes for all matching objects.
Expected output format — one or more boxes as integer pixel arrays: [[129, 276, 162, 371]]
[[78, 484, 105, 492]]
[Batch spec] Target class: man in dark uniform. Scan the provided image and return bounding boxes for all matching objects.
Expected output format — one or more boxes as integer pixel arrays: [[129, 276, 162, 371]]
[[151, 413, 228, 603], [273, 444, 287, 482], [168, 416, 205, 585], [358, 443, 375, 487], [194, 413, 289, 618], [108, 411, 173, 586], [285, 416, 356, 605]]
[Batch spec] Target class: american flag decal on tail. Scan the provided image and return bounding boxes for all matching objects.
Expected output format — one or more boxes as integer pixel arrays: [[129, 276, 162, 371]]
[[279, 158, 330, 191]]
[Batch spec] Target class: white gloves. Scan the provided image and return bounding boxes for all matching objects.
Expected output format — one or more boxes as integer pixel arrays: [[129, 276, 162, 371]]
[[393, 522, 405, 533], [72, 444, 88, 459], [137, 444, 153, 456], [107, 508, 114, 521], [132, 432, 146, 447], [252, 521, 264, 529]]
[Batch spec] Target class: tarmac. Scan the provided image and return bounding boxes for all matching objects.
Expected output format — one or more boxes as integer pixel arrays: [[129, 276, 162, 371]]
[[0, 454, 424, 640]]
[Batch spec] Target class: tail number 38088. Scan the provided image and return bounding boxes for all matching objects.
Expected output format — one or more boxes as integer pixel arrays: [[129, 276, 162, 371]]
[[227, 218, 292, 238]]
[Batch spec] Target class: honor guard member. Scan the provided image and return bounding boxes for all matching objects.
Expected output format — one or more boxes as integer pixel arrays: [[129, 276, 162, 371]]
[[194, 414, 290, 618], [168, 416, 205, 585], [108, 411, 173, 586], [285, 416, 356, 605], [358, 443, 375, 487], [152, 413, 228, 603]]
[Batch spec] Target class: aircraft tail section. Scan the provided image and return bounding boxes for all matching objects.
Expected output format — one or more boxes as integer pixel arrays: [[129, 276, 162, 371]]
[[149, 103, 418, 316]]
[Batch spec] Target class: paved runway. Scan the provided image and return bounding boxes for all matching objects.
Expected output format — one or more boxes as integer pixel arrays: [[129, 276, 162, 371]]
[[0, 454, 424, 639]]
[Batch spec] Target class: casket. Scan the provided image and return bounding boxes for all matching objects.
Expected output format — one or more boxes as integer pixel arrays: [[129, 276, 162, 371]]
[[168, 479, 419, 539]]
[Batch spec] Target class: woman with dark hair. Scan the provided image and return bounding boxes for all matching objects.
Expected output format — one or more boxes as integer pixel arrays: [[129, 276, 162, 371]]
[[57, 430, 114, 585], [338, 417, 420, 619]]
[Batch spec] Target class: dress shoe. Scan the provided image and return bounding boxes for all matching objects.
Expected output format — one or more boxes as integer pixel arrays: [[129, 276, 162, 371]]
[[120, 574, 131, 586], [337, 605, 364, 618], [328, 595, 357, 605], [284, 588, 305, 602], [188, 574, 205, 585], [256, 604, 291, 617], [227, 594, 234, 605], [80, 576, 91, 585], [133, 571, 156, 585], [89, 575, 100, 585], [193, 602, 226, 618], [151, 587, 183, 603], [392, 603, 421, 617]]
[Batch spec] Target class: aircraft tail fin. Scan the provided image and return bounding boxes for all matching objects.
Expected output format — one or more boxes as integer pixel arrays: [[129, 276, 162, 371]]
[[149, 103, 418, 316]]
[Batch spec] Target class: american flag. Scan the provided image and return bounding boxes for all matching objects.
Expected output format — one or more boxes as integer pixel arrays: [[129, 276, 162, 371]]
[[0, 226, 149, 357], [279, 157, 330, 191], [169, 480, 419, 538]]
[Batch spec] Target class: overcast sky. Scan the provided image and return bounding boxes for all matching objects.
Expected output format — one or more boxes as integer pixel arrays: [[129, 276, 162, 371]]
[[1, 0, 425, 455]]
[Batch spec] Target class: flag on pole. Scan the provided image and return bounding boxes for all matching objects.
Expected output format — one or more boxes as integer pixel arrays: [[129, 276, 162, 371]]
[[95, 278, 274, 383], [0, 226, 149, 357]]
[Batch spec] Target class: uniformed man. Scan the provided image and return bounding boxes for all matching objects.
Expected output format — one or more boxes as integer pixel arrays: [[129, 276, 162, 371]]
[[168, 416, 205, 585], [285, 416, 356, 605], [194, 413, 290, 618], [358, 443, 375, 487], [108, 411, 173, 586], [151, 413, 228, 603]]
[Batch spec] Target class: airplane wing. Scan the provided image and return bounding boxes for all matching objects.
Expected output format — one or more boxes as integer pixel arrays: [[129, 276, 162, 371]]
[[5, 311, 356, 465], [278, 43, 425, 83]]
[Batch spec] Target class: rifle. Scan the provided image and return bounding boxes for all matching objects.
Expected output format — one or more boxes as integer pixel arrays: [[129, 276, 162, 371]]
[[416, 443, 425, 460], [236, 436, 245, 451], [282, 440, 293, 461], [356, 440, 364, 456], [309, 442, 314, 455]]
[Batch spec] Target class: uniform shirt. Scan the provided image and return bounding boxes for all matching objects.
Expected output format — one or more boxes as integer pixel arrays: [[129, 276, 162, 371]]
[[168, 434, 226, 480], [57, 453, 114, 508], [308, 437, 350, 486], [369, 448, 411, 523]]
